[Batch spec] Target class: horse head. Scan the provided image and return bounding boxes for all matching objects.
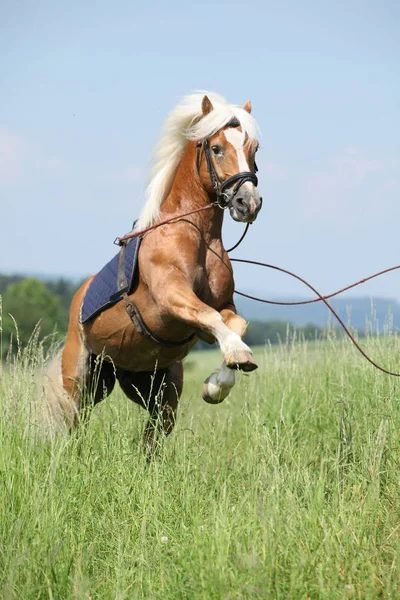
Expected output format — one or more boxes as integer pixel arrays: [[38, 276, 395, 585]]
[[196, 95, 262, 223]]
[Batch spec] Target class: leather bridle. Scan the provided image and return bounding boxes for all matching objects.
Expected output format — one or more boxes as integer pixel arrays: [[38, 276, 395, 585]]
[[196, 138, 259, 208]]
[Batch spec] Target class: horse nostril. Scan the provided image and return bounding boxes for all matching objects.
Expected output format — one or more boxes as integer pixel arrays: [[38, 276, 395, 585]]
[[236, 197, 245, 206]]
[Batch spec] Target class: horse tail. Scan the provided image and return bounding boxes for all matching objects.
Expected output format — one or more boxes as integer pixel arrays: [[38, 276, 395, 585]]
[[40, 279, 93, 435], [40, 349, 76, 435]]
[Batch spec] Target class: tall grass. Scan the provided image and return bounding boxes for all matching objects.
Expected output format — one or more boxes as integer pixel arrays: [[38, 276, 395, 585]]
[[0, 327, 399, 598]]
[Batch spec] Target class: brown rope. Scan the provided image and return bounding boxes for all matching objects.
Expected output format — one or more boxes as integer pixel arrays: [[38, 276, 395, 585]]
[[231, 258, 400, 377], [114, 206, 400, 376], [115, 203, 253, 250], [225, 223, 251, 253], [115, 202, 220, 245], [234, 265, 400, 306]]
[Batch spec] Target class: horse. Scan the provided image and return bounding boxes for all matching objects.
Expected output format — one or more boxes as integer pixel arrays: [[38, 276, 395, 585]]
[[52, 92, 263, 451]]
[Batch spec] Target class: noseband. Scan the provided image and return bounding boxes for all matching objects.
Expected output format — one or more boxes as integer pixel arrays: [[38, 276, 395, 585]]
[[196, 138, 258, 208]]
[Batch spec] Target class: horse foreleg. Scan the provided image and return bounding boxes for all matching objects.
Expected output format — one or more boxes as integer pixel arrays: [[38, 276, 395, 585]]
[[151, 275, 257, 371], [117, 362, 183, 456], [202, 308, 248, 404]]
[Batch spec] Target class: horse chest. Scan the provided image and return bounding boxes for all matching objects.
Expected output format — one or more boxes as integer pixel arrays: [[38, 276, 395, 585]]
[[201, 251, 233, 308]]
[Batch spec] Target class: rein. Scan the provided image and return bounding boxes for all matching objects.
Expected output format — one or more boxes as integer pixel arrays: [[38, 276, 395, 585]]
[[232, 258, 400, 378], [115, 207, 400, 376], [234, 265, 400, 306], [115, 202, 220, 245]]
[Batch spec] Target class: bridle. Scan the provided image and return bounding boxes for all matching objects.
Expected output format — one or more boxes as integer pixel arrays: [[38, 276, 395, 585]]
[[196, 136, 259, 209], [116, 131, 261, 245]]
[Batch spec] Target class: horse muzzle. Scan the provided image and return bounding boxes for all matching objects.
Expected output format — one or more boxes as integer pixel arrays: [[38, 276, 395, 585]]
[[229, 187, 263, 223]]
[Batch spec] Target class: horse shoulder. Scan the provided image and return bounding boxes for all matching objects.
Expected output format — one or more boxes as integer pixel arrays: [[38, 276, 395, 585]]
[[138, 224, 204, 284]]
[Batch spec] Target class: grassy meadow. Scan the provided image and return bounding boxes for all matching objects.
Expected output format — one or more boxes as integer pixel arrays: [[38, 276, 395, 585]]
[[0, 330, 400, 598]]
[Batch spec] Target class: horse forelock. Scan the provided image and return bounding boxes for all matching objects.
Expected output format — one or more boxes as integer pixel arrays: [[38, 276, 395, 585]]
[[134, 92, 261, 231]]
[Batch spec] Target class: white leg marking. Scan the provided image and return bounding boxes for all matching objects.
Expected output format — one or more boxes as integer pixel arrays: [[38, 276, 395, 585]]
[[203, 364, 236, 404], [220, 332, 252, 357], [203, 312, 255, 368]]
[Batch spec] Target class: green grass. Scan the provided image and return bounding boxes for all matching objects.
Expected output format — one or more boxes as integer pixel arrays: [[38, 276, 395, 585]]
[[1, 332, 400, 598]]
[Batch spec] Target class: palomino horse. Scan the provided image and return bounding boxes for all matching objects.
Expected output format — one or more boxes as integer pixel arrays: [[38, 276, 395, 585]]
[[59, 92, 262, 449]]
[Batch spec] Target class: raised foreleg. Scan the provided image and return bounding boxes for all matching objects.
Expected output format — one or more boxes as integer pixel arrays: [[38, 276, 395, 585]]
[[151, 273, 257, 372]]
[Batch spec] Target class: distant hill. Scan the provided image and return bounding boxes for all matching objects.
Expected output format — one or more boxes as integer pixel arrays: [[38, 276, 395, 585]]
[[235, 295, 400, 332]]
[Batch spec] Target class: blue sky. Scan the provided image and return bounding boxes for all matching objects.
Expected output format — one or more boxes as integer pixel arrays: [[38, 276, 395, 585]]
[[1, 0, 399, 301]]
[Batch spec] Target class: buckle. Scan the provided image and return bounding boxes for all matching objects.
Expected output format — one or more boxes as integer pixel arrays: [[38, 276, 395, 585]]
[[114, 236, 128, 246]]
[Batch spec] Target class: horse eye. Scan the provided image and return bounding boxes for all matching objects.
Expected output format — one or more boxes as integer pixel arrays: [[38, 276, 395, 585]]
[[212, 145, 222, 155]]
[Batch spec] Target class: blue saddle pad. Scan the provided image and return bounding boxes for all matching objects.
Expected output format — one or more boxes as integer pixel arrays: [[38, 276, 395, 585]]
[[81, 236, 142, 323]]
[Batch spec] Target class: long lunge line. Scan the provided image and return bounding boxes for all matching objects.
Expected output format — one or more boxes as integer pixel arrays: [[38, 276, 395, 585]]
[[231, 258, 400, 378]]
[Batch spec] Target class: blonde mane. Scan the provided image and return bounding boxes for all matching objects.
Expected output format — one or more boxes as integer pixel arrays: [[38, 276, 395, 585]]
[[135, 92, 260, 231]]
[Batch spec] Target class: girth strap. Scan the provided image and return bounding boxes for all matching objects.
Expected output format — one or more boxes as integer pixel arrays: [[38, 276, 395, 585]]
[[118, 241, 196, 348]]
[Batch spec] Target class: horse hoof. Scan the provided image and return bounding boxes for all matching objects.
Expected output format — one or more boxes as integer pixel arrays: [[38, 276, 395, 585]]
[[202, 382, 226, 404], [226, 351, 258, 372], [202, 368, 235, 404]]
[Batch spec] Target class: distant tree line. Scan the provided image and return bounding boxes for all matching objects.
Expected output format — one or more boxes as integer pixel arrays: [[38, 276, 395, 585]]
[[245, 320, 321, 345], [0, 273, 323, 358], [0, 275, 80, 358]]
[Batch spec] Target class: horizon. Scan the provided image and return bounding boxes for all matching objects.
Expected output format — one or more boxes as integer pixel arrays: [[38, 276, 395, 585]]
[[2, 267, 400, 306]]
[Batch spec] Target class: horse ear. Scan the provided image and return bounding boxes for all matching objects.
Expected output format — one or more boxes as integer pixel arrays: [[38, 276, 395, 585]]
[[202, 95, 214, 116], [243, 100, 252, 114]]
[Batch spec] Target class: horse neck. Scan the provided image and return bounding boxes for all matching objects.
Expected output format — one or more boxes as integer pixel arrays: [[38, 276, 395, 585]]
[[159, 141, 224, 240]]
